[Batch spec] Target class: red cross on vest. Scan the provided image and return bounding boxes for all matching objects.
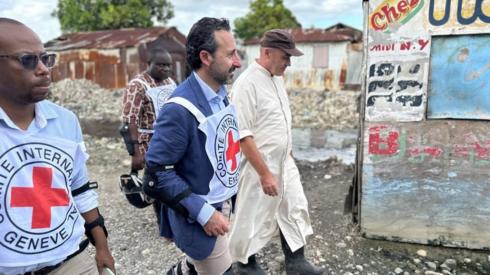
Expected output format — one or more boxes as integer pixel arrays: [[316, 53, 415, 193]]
[[225, 131, 240, 172], [10, 166, 70, 229]]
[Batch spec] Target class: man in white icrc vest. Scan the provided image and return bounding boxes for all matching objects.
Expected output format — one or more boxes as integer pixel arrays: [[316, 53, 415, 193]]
[[120, 47, 176, 216], [144, 17, 242, 275], [0, 18, 115, 275]]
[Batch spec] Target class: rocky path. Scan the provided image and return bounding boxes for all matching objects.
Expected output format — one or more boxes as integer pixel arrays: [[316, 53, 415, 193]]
[[85, 136, 490, 275]]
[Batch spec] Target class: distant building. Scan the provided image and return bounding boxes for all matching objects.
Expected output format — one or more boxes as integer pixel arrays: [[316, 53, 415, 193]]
[[242, 23, 363, 91], [45, 27, 187, 89]]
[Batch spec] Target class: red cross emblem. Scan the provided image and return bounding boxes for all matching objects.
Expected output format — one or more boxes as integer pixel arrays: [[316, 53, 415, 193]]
[[225, 131, 240, 172], [10, 166, 69, 229]]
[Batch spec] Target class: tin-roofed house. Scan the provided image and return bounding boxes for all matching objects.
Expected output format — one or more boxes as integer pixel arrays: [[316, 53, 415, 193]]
[[45, 27, 187, 89], [242, 23, 363, 91]]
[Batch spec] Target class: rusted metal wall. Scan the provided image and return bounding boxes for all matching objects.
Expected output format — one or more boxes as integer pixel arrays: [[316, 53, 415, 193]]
[[51, 44, 186, 89], [51, 49, 136, 89], [359, 0, 490, 249], [243, 41, 360, 91], [346, 43, 363, 90], [46, 27, 188, 88]]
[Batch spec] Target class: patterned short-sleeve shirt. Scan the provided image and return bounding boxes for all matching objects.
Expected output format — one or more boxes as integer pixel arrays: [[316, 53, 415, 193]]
[[121, 72, 176, 152]]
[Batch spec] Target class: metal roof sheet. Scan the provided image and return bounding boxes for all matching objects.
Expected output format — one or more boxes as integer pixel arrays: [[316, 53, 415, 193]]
[[45, 26, 186, 51], [244, 23, 362, 45]]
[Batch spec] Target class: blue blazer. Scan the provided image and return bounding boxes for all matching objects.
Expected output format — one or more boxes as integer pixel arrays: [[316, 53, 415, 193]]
[[145, 73, 220, 260]]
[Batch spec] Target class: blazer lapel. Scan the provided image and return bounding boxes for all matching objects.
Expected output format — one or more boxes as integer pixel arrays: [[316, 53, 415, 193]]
[[188, 73, 213, 117]]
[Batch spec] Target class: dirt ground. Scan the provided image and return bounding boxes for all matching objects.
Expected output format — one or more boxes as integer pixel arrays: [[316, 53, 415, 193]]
[[85, 136, 490, 275], [295, 160, 490, 275]]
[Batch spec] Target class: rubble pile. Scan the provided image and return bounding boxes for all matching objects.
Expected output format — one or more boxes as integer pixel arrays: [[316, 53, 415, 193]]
[[49, 79, 360, 132], [288, 89, 360, 130], [49, 79, 122, 120]]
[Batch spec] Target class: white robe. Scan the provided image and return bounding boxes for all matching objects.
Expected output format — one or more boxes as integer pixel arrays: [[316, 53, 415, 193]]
[[229, 61, 313, 263]]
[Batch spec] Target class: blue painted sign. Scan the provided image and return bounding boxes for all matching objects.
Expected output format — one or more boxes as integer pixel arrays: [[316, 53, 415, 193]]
[[428, 34, 490, 119]]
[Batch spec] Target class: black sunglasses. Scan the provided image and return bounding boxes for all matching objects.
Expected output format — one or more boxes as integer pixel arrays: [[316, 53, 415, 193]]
[[0, 52, 56, 70]]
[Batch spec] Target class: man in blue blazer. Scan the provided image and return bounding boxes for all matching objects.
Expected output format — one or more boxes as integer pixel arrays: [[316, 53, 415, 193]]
[[144, 17, 242, 275]]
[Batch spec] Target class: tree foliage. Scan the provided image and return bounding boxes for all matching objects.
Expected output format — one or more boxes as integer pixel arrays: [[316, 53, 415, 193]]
[[52, 0, 174, 33], [234, 0, 301, 40]]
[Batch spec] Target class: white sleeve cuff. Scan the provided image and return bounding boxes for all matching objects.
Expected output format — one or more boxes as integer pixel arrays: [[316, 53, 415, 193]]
[[196, 203, 216, 226], [73, 190, 98, 213], [239, 129, 253, 140]]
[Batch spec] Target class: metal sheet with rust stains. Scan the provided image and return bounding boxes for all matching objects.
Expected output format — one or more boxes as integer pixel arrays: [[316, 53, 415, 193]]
[[361, 121, 490, 249], [428, 34, 490, 119], [45, 27, 186, 51], [46, 27, 187, 89]]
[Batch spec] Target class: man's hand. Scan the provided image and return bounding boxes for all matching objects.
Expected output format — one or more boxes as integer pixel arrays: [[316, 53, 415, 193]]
[[95, 246, 116, 275], [260, 172, 279, 196], [239, 137, 279, 197], [81, 209, 116, 275], [203, 211, 229, 237], [131, 151, 145, 171]]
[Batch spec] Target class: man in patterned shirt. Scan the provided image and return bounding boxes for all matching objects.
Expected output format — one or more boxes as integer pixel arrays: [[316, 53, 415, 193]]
[[120, 47, 176, 218]]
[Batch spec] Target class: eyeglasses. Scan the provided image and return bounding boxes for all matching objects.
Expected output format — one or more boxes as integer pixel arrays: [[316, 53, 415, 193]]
[[0, 52, 56, 70]]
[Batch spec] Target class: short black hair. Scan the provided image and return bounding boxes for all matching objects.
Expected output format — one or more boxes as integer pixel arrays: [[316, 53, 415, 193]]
[[147, 47, 170, 63], [186, 17, 230, 70]]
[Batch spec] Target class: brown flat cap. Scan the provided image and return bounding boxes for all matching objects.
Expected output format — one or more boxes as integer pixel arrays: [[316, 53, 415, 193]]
[[260, 29, 303, 56]]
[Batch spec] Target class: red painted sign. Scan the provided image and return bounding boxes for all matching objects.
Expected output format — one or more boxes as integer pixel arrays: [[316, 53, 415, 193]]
[[370, 0, 424, 32]]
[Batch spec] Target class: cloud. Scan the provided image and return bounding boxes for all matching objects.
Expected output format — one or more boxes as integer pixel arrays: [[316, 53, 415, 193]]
[[168, 0, 363, 35], [0, 0, 15, 11], [0, 0, 60, 42], [282, 0, 362, 29], [167, 0, 250, 35], [1, 0, 363, 42]]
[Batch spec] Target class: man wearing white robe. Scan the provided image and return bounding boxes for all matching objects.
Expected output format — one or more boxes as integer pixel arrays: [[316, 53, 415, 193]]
[[229, 29, 324, 275]]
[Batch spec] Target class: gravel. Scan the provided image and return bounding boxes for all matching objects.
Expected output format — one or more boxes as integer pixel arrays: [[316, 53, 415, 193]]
[[49, 79, 490, 274], [83, 137, 490, 274]]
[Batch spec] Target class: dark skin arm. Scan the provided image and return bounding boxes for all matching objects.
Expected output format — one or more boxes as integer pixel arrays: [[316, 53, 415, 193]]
[[128, 122, 144, 171], [81, 209, 116, 275]]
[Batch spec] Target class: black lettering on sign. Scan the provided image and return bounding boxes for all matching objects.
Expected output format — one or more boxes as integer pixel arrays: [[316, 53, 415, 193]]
[[368, 78, 395, 93], [397, 80, 423, 91], [367, 62, 425, 108], [367, 95, 393, 106], [429, 0, 490, 26], [395, 95, 423, 106], [369, 63, 395, 77]]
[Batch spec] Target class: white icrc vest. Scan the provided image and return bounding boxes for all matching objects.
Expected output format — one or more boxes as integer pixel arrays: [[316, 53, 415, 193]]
[[131, 78, 176, 134], [166, 97, 241, 204], [0, 131, 85, 267]]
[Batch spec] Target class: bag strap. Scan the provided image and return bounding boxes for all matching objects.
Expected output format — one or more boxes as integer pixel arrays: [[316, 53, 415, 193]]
[[166, 97, 206, 124], [130, 78, 151, 91]]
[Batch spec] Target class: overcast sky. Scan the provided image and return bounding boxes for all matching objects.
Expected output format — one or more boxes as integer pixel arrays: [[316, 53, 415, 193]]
[[0, 0, 363, 43]]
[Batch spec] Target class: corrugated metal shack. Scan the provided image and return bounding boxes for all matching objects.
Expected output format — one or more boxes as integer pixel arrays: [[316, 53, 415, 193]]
[[354, 0, 490, 250], [45, 27, 187, 89], [242, 23, 363, 91]]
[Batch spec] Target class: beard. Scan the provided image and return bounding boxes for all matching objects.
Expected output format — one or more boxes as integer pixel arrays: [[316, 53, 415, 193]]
[[209, 61, 236, 86]]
